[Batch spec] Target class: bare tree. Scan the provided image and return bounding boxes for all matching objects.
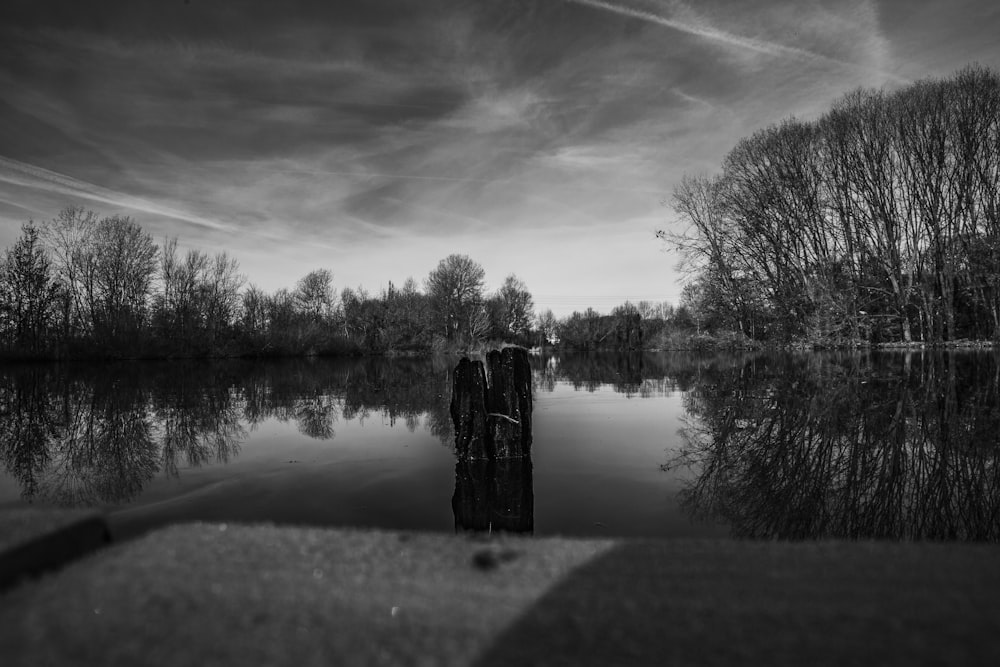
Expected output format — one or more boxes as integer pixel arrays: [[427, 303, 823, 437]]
[[494, 273, 535, 338], [40, 206, 98, 341], [203, 252, 245, 346], [0, 224, 60, 353], [293, 269, 335, 321], [240, 284, 269, 340], [425, 254, 486, 342], [152, 238, 242, 352], [84, 215, 158, 346], [667, 65, 1000, 343], [668, 174, 758, 336], [536, 308, 558, 344]]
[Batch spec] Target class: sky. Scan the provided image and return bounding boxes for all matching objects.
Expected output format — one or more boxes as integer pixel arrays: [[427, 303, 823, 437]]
[[1, 0, 999, 317]]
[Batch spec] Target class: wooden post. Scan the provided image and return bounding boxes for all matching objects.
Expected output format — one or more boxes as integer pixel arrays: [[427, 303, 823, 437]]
[[450, 356, 491, 460], [450, 348, 534, 534], [485, 347, 533, 458], [450, 347, 532, 460]]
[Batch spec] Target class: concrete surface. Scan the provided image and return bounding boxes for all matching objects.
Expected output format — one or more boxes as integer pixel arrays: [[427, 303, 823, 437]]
[[0, 508, 110, 592], [1, 514, 999, 666]]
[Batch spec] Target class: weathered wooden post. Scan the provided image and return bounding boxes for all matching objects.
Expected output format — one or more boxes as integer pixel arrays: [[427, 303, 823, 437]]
[[449, 347, 532, 460], [450, 356, 491, 460], [485, 347, 533, 458], [450, 347, 534, 533]]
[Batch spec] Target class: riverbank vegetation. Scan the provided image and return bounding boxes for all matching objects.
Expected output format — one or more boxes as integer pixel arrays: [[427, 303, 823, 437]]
[[0, 207, 722, 359], [663, 65, 1000, 347], [12, 67, 997, 358], [0, 207, 542, 359]]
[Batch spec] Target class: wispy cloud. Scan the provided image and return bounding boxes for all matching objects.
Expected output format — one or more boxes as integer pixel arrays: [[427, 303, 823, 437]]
[[6, 0, 984, 311], [0, 195, 41, 215], [230, 163, 666, 194], [567, 0, 907, 82], [0, 155, 235, 232]]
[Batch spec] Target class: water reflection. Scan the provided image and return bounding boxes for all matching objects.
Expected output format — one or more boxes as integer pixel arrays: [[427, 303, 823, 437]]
[[531, 351, 708, 397], [4, 351, 999, 542], [453, 458, 534, 534], [0, 365, 160, 506], [667, 352, 1000, 541], [150, 363, 245, 476], [0, 358, 454, 507]]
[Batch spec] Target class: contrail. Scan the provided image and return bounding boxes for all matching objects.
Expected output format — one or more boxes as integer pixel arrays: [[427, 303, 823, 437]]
[[0, 195, 41, 215], [0, 155, 235, 232], [567, 0, 907, 83]]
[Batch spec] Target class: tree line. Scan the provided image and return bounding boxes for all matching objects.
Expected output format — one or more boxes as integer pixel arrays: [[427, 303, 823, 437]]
[[664, 65, 1000, 346], [0, 207, 540, 359], [1, 205, 717, 357]]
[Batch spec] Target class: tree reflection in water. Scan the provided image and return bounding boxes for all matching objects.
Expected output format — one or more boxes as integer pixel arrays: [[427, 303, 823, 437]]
[[0, 358, 454, 508], [667, 352, 1000, 541], [149, 363, 245, 475], [531, 351, 705, 398], [7, 351, 997, 541], [0, 365, 159, 506]]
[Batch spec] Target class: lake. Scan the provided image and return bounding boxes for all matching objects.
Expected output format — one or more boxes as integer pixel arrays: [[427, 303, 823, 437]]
[[1, 351, 997, 542]]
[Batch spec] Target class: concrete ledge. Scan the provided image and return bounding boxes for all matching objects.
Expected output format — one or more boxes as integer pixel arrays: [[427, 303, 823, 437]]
[[0, 509, 110, 592], [0, 521, 612, 666], [478, 539, 1000, 666], [1, 518, 999, 666]]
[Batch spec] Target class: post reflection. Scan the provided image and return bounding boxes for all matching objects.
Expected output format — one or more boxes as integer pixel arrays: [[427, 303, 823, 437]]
[[453, 458, 534, 534]]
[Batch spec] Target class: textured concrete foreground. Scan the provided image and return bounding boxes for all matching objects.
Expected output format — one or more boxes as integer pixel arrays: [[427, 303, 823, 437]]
[[0, 509, 110, 592], [1, 513, 999, 666]]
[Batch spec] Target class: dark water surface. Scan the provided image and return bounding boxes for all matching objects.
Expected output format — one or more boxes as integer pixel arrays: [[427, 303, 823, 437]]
[[1, 351, 998, 541]]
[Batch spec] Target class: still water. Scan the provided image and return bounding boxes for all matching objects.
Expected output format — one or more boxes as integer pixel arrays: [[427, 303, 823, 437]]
[[1, 352, 997, 541]]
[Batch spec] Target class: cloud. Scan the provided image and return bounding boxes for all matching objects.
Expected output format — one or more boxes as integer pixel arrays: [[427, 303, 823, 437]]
[[7, 0, 984, 312], [0, 155, 235, 233], [0, 195, 44, 221], [567, 0, 906, 83], [570, 0, 808, 58]]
